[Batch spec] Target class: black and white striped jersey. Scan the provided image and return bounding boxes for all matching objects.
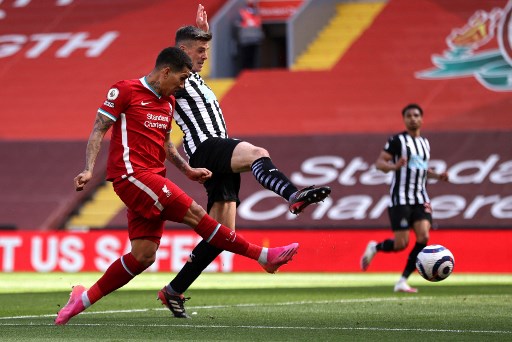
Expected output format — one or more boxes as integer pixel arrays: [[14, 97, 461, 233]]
[[173, 72, 228, 159], [384, 131, 431, 206]]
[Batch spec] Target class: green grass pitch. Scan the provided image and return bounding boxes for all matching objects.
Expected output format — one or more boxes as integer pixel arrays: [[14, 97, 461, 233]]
[[1, 273, 511, 341]]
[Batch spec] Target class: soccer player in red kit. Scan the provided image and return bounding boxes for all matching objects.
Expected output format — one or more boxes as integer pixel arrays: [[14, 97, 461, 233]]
[[55, 47, 298, 325]]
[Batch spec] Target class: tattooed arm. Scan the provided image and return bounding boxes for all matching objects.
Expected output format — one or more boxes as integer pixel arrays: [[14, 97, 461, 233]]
[[164, 132, 212, 184], [74, 112, 114, 191]]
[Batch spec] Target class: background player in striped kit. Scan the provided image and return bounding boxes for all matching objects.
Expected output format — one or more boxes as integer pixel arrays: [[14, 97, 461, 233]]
[[157, 5, 331, 318], [360, 103, 449, 293]]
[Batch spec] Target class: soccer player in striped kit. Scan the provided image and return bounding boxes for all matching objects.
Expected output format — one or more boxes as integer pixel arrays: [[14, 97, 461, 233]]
[[360, 104, 449, 293], [55, 47, 298, 325], [157, 5, 331, 318]]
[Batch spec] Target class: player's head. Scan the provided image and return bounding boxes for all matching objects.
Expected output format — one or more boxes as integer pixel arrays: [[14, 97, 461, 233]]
[[154, 47, 192, 96], [401, 103, 423, 133], [155, 46, 192, 71], [175, 25, 212, 73], [401, 103, 423, 117]]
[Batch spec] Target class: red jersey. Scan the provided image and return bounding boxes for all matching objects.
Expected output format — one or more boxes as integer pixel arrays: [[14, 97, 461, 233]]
[[98, 77, 174, 180]]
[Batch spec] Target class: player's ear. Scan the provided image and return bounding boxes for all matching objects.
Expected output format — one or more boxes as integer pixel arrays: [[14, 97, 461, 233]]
[[162, 67, 171, 79]]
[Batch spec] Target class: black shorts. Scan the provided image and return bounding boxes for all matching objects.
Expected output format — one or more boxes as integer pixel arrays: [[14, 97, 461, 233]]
[[387, 204, 433, 231], [189, 137, 242, 212]]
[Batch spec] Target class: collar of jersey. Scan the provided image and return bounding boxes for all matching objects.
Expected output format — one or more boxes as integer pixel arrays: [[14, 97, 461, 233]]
[[140, 77, 162, 99], [190, 72, 205, 85]]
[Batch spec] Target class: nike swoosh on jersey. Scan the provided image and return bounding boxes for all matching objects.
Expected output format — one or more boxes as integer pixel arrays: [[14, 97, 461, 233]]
[[141, 101, 151, 105]]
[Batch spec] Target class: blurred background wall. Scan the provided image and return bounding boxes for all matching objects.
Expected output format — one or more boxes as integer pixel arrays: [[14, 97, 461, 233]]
[[0, 0, 510, 272]]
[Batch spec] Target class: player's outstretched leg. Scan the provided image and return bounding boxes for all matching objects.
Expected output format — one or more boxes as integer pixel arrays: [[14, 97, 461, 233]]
[[157, 288, 191, 318], [360, 241, 377, 271], [289, 186, 331, 215], [55, 285, 87, 325], [259, 243, 299, 274]]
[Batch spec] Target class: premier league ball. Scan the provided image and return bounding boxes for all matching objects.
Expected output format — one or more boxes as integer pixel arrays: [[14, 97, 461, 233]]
[[416, 245, 455, 282]]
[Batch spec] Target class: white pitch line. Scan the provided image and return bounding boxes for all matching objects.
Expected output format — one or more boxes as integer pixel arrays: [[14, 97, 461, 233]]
[[4, 293, 508, 321], [0, 297, 424, 320], [0, 322, 511, 335], [1, 296, 511, 335]]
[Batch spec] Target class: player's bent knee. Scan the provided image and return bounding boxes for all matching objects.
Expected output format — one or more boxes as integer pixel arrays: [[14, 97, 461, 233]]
[[137, 255, 156, 268], [252, 147, 269, 161], [417, 236, 429, 244], [130, 239, 158, 268], [182, 201, 207, 227], [129, 251, 156, 269], [394, 241, 408, 251]]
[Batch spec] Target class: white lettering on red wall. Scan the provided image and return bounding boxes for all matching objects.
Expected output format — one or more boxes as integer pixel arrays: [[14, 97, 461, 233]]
[[0, 32, 119, 58], [0, 237, 22, 272], [238, 153, 512, 224], [231, 132, 512, 228], [0, 232, 234, 273], [1, 230, 511, 273]]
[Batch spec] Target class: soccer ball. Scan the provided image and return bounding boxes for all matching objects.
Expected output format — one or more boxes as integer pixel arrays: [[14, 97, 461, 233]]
[[416, 245, 455, 282]]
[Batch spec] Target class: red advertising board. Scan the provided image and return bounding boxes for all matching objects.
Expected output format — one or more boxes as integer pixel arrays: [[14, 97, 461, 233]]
[[1, 229, 510, 273]]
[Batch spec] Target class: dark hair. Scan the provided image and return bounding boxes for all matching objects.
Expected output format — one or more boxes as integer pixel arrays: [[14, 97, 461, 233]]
[[155, 46, 192, 71], [401, 103, 423, 116], [175, 25, 212, 45]]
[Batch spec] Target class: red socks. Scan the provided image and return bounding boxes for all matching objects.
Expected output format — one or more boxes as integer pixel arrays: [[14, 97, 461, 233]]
[[85, 215, 262, 307], [87, 253, 147, 305], [194, 214, 262, 260]]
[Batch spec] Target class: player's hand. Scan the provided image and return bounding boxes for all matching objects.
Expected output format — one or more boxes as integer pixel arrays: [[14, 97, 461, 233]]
[[187, 167, 212, 184], [196, 4, 209, 32], [74, 170, 93, 191], [438, 171, 449, 182], [395, 157, 407, 169]]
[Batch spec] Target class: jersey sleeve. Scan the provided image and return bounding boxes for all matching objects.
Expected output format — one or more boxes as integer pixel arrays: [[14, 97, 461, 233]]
[[98, 80, 131, 121], [383, 135, 400, 157]]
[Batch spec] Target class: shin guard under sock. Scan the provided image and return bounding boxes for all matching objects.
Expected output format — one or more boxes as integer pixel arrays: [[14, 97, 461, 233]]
[[376, 239, 395, 252], [251, 157, 298, 201], [194, 214, 261, 260], [402, 242, 427, 278], [87, 253, 147, 305], [170, 240, 222, 294]]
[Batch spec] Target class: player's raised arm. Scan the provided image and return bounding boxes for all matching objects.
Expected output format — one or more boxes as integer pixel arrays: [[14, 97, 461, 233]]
[[74, 112, 114, 191]]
